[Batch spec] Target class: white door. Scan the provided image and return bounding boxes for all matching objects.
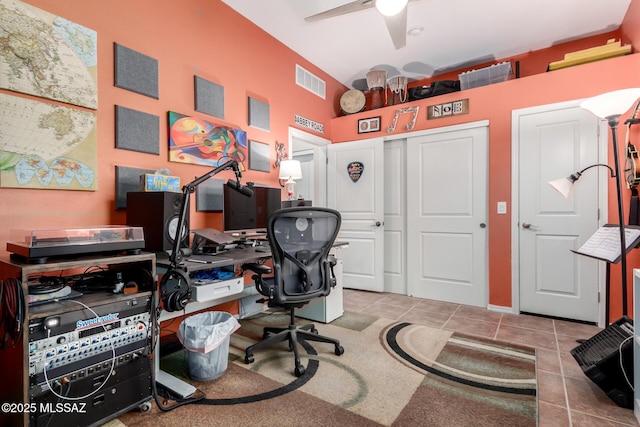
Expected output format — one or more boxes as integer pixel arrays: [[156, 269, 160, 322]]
[[384, 139, 406, 294], [406, 123, 488, 306], [515, 104, 602, 323], [289, 127, 329, 207], [327, 138, 384, 292], [292, 151, 314, 201]]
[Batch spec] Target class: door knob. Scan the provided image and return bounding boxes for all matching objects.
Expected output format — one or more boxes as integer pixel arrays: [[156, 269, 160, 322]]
[[374, 221, 382, 227], [522, 222, 536, 229], [479, 223, 486, 229]]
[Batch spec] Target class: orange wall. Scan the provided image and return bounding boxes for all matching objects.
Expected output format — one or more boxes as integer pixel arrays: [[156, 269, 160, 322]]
[[3, 0, 640, 320], [331, 6, 640, 319], [0, 0, 345, 246]]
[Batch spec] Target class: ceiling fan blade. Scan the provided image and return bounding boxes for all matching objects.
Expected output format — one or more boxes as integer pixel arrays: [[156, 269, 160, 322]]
[[383, 5, 407, 49], [305, 0, 374, 23]]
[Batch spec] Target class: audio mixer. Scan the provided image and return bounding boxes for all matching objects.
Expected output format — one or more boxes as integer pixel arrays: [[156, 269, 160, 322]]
[[27, 292, 153, 426]]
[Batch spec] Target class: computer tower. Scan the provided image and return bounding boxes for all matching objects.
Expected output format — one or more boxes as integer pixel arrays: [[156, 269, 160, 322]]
[[570, 316, 634, 408]]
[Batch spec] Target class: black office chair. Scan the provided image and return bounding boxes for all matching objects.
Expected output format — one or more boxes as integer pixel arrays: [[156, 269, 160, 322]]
[[241, 207, 344, 376]]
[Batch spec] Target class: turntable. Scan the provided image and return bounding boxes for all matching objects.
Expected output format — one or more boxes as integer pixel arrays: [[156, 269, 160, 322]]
[[7, 226, 145, 263]]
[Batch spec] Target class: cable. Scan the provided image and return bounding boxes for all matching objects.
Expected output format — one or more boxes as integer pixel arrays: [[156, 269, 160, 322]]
[[619, 335, 634, 391], [43, 379, 71, 427], [42, 299, 116, 401], [149, 290, 205, 411], [0, 278, 25, 349]]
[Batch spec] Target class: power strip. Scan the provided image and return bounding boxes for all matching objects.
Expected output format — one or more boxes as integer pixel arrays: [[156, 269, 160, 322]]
[[156, 369, 196, 398]]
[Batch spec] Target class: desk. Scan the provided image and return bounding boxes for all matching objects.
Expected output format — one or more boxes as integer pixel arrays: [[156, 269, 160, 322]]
[[154, 246, 270, 397], [156, 246, 271, 321], [154, 242, 347, 397]]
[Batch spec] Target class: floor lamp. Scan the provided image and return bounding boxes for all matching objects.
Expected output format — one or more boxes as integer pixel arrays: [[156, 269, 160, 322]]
[[580, 88, 640, 317]]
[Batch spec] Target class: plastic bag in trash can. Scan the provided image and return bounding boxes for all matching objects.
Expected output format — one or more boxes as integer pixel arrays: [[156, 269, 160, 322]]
[[178, 311, 240, 353], [178, 312, 240, 381]]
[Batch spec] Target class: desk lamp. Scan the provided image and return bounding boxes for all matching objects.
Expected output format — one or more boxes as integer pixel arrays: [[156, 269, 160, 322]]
[[279, 159, 302, 200], [568, 88, 640, 317]]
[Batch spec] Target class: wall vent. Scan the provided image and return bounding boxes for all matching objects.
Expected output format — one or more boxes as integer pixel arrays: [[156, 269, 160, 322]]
[[296, 64, 325, 99]]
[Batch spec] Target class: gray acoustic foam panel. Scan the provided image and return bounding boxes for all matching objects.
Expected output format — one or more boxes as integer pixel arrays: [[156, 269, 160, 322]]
[[115, 166, 155, 209], [194, 76, 224, 119], [195, 178, 224, 212], [114, 43, 159, 99], [248, 97, 270, 131], [248, 140, 271, 172], [115, 105, 160, 155]]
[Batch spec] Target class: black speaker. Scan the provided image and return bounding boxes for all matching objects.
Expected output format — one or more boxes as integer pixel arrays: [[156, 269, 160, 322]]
[[570, 316, 634, 408], [126, 192, 189, 251]]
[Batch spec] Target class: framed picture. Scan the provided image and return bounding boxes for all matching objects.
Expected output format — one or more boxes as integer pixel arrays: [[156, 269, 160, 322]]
[[358, 116, 381, 134], [248, 140, 271, 172]]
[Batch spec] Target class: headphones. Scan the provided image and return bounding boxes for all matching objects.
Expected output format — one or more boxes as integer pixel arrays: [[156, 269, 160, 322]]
[[160, 268, 191, 312]]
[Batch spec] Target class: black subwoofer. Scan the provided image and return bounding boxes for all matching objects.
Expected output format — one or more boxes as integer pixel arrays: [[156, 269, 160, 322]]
[[126, 192, 189, 251], [570, 316, 634, 408]]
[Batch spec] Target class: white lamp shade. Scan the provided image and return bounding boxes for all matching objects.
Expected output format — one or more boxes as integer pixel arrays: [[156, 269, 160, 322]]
[[548, 177, 575, 199], [375, 0, 408, 16], [278, 160, 302, 180], [580, 88, 640, 119]]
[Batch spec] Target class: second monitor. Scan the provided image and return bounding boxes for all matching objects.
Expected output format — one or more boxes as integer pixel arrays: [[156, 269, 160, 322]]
[[223, 183, 281, 233]]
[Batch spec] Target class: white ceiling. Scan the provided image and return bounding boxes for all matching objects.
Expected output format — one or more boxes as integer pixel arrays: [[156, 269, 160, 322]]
[[221, 0, 632, 89]]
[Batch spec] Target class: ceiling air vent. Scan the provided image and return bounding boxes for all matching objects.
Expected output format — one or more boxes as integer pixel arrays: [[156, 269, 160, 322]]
[[296, 64, 325, 99]]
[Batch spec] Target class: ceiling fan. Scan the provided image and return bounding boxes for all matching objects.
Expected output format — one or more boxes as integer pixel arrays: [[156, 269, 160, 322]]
[[304, 0, 415, 50]]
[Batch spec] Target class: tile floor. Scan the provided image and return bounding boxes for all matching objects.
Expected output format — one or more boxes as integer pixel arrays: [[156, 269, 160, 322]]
[[342, 289, 640, 427]]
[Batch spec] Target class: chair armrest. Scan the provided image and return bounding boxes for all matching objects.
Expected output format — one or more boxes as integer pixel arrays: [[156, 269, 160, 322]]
[[327, 256, 337, 288], [242, 263, 272, 276]]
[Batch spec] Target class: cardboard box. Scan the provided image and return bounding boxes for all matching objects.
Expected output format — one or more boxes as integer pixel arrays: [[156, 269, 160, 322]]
[[140, 173, 181, 192]]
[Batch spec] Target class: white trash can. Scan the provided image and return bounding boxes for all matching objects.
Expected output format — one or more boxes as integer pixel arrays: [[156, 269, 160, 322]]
[[177, 311, 240, 381]]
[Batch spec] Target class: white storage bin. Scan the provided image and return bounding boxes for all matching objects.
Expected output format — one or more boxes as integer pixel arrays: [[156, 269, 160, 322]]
[[459, 62, 512, 90]]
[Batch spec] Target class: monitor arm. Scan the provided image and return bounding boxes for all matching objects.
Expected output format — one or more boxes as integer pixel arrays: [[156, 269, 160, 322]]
[[168, 159, 244, 269]]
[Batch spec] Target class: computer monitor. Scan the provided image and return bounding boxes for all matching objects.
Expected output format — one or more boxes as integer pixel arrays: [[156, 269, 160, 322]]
[[223, 184, 281, 233]]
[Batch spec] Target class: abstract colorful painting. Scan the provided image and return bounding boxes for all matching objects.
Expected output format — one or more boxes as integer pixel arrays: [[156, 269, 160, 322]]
[[168, 111, 247, 170]]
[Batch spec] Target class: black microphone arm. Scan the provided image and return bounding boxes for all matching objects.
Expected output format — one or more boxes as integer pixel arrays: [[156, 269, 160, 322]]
[[168, 159, 250, 268]]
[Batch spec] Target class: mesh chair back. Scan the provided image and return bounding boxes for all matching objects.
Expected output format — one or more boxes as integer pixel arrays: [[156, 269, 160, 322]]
[[267, 207, 341, 305]]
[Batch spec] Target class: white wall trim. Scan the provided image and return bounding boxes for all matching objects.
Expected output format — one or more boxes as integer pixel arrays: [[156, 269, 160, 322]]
[[487, 304, 515, 314], [288, 126, 330, 154], [383, 119, 490, 142]]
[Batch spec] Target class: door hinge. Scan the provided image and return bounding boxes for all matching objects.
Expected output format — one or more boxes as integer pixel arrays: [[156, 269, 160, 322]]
[[598, 208, 600, 221], [598, 291, 601, 303]]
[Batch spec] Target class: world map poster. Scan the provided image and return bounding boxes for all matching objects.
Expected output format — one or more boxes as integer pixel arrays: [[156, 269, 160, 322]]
[[0, 0, 98, 109], [0, 0, 98, 191], [0, 94, 97, 191]]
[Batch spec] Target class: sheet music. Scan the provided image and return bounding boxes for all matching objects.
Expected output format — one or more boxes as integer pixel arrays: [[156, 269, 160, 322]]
[[573, 225, 640, 263]]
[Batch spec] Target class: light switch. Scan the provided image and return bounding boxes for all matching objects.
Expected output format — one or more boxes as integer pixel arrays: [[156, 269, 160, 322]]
[[497, 201, 507, 215]]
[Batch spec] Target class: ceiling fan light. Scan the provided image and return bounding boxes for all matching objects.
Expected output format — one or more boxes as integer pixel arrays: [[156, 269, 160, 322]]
[[375, 0, 408, 17]]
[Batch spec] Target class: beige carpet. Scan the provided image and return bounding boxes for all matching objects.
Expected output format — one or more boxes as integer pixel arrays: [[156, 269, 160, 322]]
[[117, 311, 537, 426]]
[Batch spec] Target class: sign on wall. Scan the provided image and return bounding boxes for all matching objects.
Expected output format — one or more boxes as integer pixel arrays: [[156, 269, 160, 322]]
[[427, 99, 469, 120]]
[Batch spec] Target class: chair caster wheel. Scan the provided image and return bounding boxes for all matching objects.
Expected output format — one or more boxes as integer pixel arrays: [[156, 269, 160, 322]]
[[310, 327, 319, 334], [245, 354, 255, 364], [138, 400, 152, 412], [295, 365, 305, 377], [335, 345, 344, 356]]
